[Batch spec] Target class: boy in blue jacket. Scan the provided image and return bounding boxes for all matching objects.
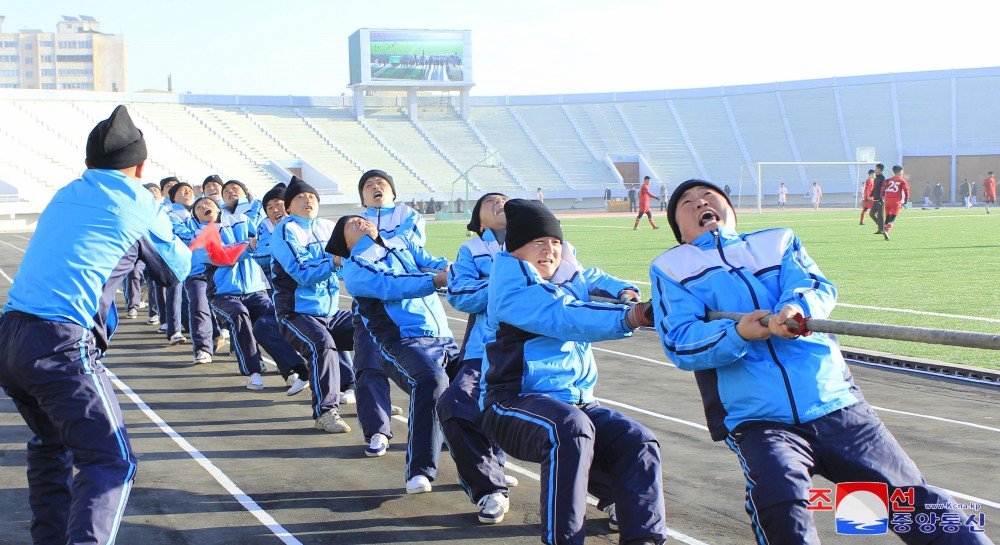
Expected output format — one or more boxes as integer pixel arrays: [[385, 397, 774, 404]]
[[479, 199, 666, 545], [190, 197, 304, 390], [0, 105, 191, 545], [651, 178, 989, 545], [270, 177, 355, 433], [328, 214, 457, 495], [439, 192, 522, 524], [349, 169, 421, 457]]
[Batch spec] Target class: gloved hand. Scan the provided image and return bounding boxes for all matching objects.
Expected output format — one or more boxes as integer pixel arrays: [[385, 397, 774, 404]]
[[618, 289, 640, 304], [625, 301, 654, 329]]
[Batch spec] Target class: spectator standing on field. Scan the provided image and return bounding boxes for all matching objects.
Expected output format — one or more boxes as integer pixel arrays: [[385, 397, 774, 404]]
[[870, 164, 887, 234], [933, 182, 944, 208], [983, 171, 996, 214], [659, 183, 668, 210], [777, 183, 788, 210], [627, 184, 637, 213], [809, 182, 823, 210]]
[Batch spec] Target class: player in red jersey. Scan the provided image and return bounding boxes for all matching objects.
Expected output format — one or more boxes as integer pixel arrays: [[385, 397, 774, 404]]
[[881, 165, 910, 239], [632, 176, 662, 230], [983, 171, 996, 214], [860, 169, 875, 225]]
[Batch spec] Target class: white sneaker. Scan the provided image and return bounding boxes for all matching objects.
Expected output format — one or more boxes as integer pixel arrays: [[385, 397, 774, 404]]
[[365, 433, 389, 457], [126, 308, 138, 319], [168, 332, 187, 345], [477, 492, 510, 524], [246, 372, 264, 390], [314, 410, 351, 433], [193, 350, 212, 365], [340, 389, 356, 404], [286, 377, 309, 396], [503, 474, 519, 488], [147, 316, 160, 325], [221, 329, 230, 340], [158, 324, 168, 333], [390, 405, 403, 416], [214, 335, 228, 353], [605, 504, 618, 531], [406, 475, 432, 494], [285, 373, 299, 387], [138, 301, 148, 309]]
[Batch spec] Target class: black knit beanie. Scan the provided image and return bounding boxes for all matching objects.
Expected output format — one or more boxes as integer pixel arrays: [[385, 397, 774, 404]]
[[159, 176, 179, 191], [167, 181, 194, 203], [284, 175, 320, 209], [327, 215, 363, 258], [86, 105, 147, 170], [358, 170, 397, 205], [262, 182, 287, 207], [503, 199, 562, 252], [666, 179, 734, 244], [467, 192, 508, 235]]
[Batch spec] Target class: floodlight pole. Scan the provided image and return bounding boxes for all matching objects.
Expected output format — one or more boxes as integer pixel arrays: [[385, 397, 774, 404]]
[[450, 149, 500, 214]]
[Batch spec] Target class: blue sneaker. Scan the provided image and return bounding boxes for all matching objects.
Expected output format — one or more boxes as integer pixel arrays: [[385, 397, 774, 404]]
[[365, 433, 388, 457]]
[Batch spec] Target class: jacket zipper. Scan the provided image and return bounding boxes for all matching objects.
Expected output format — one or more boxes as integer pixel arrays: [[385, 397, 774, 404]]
[[713, 231, 800, 424]]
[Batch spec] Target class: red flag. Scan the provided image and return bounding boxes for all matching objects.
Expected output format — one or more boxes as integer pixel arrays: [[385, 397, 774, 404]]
[[189, 223, 249, 266]]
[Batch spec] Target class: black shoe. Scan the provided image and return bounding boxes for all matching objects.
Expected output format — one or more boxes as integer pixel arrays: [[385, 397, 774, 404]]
[[874, 230, 884, 235], [883, 231, 890, 241]]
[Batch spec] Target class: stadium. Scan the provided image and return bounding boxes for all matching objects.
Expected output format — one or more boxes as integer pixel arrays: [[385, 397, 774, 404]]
[[0, 20, 997, 545]]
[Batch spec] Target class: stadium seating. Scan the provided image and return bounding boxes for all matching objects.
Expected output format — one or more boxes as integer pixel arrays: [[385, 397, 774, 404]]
[[2, 68, 999, 207]]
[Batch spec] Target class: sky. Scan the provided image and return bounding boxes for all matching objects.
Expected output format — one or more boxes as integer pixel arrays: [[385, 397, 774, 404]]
[[3, 1, 999, 97]]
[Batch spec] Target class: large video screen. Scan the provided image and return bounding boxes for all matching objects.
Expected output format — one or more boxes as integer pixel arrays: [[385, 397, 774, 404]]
[[349, 29, 472, 87]]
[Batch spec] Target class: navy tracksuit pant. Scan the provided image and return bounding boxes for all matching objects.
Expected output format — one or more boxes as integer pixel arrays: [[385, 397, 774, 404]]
[[252, 313, 307, 380], [352, 312, 395, 441], [0, 313, 136, 545], [726, 401, 993, 545], [483, 395, 667, 545], [211, 291, 301, 377], [279, 311, 354, 419], [379, 336, 459, 482], [437, 358, 508, 503], [163, 282, 188, 338], [123, 260, 145, 312], [184, 274, 217, 355]]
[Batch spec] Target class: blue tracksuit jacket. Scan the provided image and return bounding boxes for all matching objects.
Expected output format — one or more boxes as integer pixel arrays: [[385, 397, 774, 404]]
[[341, 235, 452, 344], [480, 249, 637, 407], [363, 204, 426, 246], [445, 229, 503, 361], [4, 169, 191, 352], [270, 214, 339, 317], [195, 213, 268, 296], [649, 226, 859, 440]]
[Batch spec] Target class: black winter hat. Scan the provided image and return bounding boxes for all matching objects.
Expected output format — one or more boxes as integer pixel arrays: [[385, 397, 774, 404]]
[[222, 179, 253, 200], [358, 170, 396, 205], [167, 181, 194, 203], [503, 199, 562, 252], [284, 175, 319, 209], [666, 179, 734, 244], [86, 105, 147, 170], [467, 192, 507, 235], [261, 182, 287, 207], [203, 174, 223, 188], [159, 176, 179, 191], [327, 215, 363, 258]]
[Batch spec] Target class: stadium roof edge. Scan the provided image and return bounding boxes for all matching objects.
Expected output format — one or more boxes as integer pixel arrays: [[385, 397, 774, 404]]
[[0, 66, 997, 107]]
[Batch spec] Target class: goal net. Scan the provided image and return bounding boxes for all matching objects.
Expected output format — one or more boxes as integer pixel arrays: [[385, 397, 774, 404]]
[[755, 161, 879, 212]]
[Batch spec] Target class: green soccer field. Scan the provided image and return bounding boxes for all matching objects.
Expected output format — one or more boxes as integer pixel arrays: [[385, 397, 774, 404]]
[[370, 39, 462, 57], [422, 208, 1000, 370]]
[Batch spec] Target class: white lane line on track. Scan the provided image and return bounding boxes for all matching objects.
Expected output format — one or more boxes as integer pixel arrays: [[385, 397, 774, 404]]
[[0, 266, 12, 284], [940, 489, 1000, 510], [836, 303, 1000, 324], [0, 239, 26, 252], [388, 409, 712, 544], [106, 370, 304, 545], [869, 405, 1000, 433]]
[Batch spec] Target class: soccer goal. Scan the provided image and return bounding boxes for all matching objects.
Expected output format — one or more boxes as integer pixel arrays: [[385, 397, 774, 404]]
[[755, 160, 879, 212]]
